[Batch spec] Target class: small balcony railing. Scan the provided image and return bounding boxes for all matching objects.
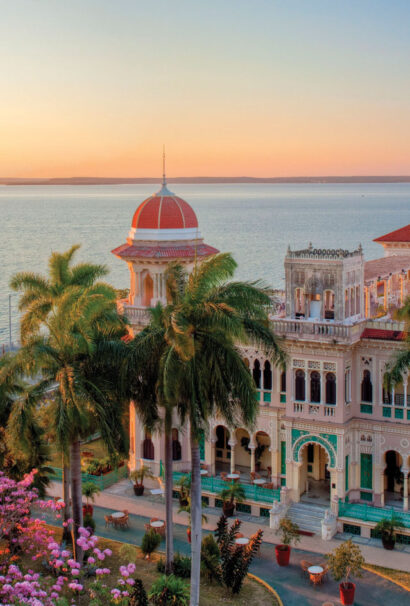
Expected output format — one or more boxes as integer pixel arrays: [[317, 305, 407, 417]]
[[339, 500, 410, 528], [292, 401, 336, 418]]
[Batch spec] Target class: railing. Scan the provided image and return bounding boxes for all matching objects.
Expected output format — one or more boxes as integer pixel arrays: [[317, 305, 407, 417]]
[[293, 401, 336, 418], [270, 318, 363, 342], [173, 471, 280, 504], [339, 500, 410, 528], [383, 394, 410, 407], [117, 301, 150, 326], [50, 465, 128, 490]]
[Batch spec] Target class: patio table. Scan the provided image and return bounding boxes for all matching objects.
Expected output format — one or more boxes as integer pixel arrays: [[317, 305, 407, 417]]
[[235, 537, 249, 545], [253, 478, 266, 485], [226, 473, 240, 480], [111, 511, 126, 519], [200, 469, 208, 475], [308, 566, 323, 574], [150, 520, 165, 528]]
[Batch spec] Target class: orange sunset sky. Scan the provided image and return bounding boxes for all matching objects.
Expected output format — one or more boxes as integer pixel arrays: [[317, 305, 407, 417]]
[[1, 1, 409, 178]]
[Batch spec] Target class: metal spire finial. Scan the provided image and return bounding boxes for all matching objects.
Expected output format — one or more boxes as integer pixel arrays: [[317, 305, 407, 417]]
[[162, 145, 166, 187]]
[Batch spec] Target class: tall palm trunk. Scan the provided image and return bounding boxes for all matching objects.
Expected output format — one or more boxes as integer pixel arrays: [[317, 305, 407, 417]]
[[70, 439, 83, 562], [164, 408, 174, 574], [189, 428, 202, 606], [61, 455, 72, 546]]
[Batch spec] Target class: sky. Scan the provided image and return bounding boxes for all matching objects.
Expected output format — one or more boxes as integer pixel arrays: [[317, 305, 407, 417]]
[[0, 0, 409, 178]]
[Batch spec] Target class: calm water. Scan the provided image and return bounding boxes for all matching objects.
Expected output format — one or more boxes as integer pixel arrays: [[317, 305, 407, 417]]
[[1, 183, 409, 344]]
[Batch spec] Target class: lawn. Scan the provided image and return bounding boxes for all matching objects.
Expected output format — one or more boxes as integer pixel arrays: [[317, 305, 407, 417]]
[[49, 437, 109, 468], [18, 527, 279, 605], [365, 564, 410, 590]]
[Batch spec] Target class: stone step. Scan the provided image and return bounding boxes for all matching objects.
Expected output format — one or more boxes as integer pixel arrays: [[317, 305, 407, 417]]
[[287, 503, 325, 532]]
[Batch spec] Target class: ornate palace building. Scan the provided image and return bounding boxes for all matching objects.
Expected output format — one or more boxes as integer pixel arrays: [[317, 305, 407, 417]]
[[113, 179, 410, 539]]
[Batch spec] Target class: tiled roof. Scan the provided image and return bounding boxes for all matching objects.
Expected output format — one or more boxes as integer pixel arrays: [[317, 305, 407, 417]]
[[112, 242, 219, 259], [361, 328, 405, 341], [364, 255, 410, 283], [374, 224, 410, 243], [131, 186, 198, 230]]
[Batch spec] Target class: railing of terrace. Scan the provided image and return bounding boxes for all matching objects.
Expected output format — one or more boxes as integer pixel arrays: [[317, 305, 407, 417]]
[[339, 500, 410, 528], [173, 471, 280, 504]]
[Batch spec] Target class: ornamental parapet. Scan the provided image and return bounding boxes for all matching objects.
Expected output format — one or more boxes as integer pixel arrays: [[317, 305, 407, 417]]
[[270, 317, 364, 343], [117, 301, 150, 327]]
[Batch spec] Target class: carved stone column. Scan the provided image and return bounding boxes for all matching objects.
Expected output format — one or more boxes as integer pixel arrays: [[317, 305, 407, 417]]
[[228, 439, 237, 474], [403, 470, 409, 512], [250, 446, 256, 474]]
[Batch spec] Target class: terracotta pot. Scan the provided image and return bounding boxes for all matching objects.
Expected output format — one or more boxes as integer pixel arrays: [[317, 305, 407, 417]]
[[339, 582, 355, 606], [381, 534, 395, 550], [133, 484, 144, 496], [222, 502, 235, 517], [82, 504, 93, 517], [187, 528, 191, 543], [275, 544, 291, 566]]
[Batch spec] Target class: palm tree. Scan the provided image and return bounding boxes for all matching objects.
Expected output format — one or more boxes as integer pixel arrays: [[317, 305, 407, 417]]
[[10, 245, 129, 560], [0, 356, 52, 497], [159, 253, 285, 606], [385, 297, 410, 386]]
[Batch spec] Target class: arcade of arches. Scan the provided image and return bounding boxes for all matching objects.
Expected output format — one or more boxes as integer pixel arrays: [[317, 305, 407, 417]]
[[213, 425, 272, 478]]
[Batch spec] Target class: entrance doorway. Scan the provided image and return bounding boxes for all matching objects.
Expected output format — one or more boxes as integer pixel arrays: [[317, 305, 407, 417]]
[[299, 443, 330, 505], [384, 450, 403, 507], [215, 426, 230, 472]]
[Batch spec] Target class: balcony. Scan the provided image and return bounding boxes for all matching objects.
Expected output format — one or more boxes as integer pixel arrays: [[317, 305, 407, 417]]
[[118, 300, 150, 326], [270, 317, 364, 343], [292, 401, 336, 418]]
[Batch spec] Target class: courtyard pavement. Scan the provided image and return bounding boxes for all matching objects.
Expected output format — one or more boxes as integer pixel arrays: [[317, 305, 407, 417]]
[[40, 495, 409, 606], [45, 479, 410, 605]]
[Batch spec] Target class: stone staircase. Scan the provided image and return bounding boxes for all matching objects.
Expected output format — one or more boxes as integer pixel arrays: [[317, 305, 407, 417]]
[[287, 502, 326, 535]]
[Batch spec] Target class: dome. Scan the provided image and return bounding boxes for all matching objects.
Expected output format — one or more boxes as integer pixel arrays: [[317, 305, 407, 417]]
[[131, 184, 198, 230]]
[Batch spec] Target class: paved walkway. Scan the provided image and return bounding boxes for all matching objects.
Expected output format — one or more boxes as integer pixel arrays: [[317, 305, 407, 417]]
[[41, 494, 409, 606], [48, 479, 410, 572]]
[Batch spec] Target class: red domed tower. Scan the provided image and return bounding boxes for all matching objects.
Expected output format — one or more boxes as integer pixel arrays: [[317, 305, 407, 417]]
[[112, 156, 218, 333]]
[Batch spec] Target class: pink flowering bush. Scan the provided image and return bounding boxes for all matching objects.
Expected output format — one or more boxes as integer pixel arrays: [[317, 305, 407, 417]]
[[0, 471, 146, 605]]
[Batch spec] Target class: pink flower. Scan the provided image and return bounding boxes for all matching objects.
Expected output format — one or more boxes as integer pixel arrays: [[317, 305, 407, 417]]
[[87, 556, 95, 564]]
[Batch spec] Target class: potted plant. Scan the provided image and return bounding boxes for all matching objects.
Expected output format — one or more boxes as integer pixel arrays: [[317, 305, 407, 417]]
[[275, 517, 300, 566], [178, 500, 207, 543], [130, 464, 154, 496], [327, 539, 364, 605], [240, 436, 267, 472], [82, 481, 101, 517], [218, 483, 245, 517], [374, 515, 403, 550]]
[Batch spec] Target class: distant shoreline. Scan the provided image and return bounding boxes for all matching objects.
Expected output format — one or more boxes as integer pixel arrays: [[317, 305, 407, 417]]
[[1, 176, 410, 185]]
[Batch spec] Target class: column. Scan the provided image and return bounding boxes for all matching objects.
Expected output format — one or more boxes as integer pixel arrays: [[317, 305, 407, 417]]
[[384, 280, 388, 310], [271, 448, 278, 483], [403, 375, 408, 408], [228, 439, 237, 473], [380, 469, 385, 507], [320, 371, 324, 404], [250, 446, 256, 474], [205, 438, 217, 476], [403, 471, 409, 512]]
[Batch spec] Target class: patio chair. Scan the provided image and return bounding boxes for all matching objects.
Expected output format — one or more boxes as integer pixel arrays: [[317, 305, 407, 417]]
[[104, 515, 113, 528], [310, 570, 326, 587], [319, 564, 329, 582], [300, 560, 312, 578], [150, 517, 159, 523], [266, 466, 272, 479], [118, 514, 129, 529], [250, 472, 260, 482], [263, 482, 274, 489]]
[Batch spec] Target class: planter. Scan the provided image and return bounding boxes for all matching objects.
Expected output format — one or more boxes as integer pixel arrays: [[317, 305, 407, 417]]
[[82, 504, 93, 517], [275, 544, 291, 566], [187, 528, 191, 543], [222, 502, 235, 517], [339, 582, 355, 606], [133, 484, 145, 496], [381, 534, 395, 550]]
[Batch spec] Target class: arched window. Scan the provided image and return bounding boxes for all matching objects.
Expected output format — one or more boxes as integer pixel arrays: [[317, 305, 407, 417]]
[[281, 371, 286, 393], [361, 370, 373, 403], [263, 361, 272, 390], [310, 371, 321, 403], [295, 370, 305, 401], [253, 360, 261, 389], [142, 432, 154, 460], [325, 372, 336, 405], [172, 428, 181, 461], [142, 273, 154, 307]]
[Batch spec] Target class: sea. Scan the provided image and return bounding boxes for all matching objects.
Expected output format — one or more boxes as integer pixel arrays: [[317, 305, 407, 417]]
[[1, 183, 409, 345]]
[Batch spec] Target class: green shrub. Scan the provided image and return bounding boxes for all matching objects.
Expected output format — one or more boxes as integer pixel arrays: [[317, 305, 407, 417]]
[[141, 529, 161, 558], [201, 534, 222, 584], [157, 553, 191, 578], [83, 514, 96, 533], [327, 539, 364, 587], [149, 575, 189, 606], [119, 543, 138, 562], [129, 578, 148, 606]]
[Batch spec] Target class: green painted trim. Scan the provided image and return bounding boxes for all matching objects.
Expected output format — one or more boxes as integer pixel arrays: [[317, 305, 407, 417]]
[[360, 403, 373, 414], [293, 433, 336, 467], [383, 406, 392, 418], [263, 392, 272, 403], [360, 453, 373, 490], [394, 408, 404, 419], [280, 393, 286, 403]]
